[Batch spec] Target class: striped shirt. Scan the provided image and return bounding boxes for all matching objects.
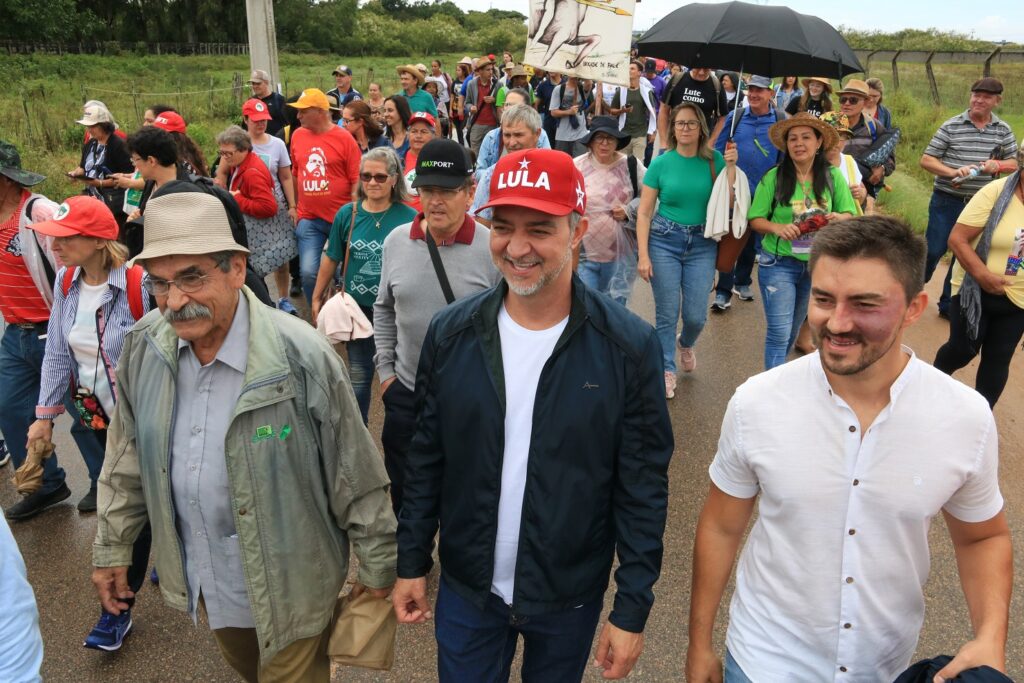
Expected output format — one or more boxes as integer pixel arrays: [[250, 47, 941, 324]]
[[0, 191, 51, 324], [924, 111, 1017, 198], [36, 265, 152, 418]]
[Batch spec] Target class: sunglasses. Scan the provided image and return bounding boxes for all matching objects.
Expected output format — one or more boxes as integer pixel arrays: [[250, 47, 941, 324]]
[[839, 96, 863, 105], [360, 172, 392, 183]]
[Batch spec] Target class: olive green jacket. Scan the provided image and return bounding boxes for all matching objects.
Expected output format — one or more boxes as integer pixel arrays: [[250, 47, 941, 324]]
[[93, 287, 397, 663]]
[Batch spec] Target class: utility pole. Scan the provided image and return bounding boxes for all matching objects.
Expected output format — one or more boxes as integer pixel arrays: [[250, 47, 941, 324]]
[[246, 0, 282, 92]]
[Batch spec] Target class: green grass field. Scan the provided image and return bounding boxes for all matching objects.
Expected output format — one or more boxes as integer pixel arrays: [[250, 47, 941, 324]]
[[2, 54, 1022, 231]]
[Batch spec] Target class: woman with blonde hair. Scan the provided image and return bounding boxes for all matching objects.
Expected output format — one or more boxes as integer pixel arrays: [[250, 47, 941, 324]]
[[26, 195, 153, 652], [637, 102, 736, 398]]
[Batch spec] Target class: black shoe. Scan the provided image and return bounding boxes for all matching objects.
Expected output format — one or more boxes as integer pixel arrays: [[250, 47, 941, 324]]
[[289, 279, 302, 297], [78, 487, 98, 513], [5, 483, 72, 521]]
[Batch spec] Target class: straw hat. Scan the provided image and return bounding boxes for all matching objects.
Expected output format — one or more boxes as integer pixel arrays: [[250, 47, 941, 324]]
[[801, 77, 833, 94], [130, 193, 249, 266], [396, 64, 425, 85], [837, 79, 870, 98], [458, 56, 474, 67], [819, 111, 853, 141], [768, 112, 839, 152]]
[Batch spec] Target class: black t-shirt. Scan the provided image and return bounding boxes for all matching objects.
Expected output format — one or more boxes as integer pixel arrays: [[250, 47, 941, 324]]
[[260, 92, 289, 136], [786, 96, 827, 118], [662, 73, 728, 128]]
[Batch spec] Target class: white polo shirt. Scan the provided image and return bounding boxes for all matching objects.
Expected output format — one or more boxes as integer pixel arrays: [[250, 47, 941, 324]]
[[709, 349, 1002, 682]]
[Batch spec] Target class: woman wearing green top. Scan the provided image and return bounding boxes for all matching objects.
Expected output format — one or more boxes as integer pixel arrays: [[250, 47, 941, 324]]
[[749, 113, 858, 369], [637, 102, 737, 399], [312, 147, 416, 423]]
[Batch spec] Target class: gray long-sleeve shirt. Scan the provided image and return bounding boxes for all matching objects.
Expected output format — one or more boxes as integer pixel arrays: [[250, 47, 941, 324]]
[[374, 216, 499, 391]]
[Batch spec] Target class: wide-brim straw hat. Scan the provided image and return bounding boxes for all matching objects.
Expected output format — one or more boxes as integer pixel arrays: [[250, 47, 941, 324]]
[[396, 64, 425, 85], [801, 77, 833, 94], [129, 192, 249, 266], [768, 112, 839, 152]]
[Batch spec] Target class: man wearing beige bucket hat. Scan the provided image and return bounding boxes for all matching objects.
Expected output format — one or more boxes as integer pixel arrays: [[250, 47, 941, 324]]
[[92, 191, 397, 682], [395, 64, 441, 135]]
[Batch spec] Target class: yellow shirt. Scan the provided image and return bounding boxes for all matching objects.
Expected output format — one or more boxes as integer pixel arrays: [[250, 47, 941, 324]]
[[951, 176, 1024, 309]]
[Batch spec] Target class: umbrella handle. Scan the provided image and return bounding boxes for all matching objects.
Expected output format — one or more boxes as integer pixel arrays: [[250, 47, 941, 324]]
[[728, 64, 744, 141]]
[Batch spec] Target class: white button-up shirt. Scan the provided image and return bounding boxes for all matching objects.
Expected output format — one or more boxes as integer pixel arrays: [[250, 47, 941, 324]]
[[710, 349, 1002, 682]]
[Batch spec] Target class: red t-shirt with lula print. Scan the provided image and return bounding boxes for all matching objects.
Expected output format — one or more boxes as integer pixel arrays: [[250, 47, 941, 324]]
[[0, 190, 52, 324], [290, 126, 361, 223]]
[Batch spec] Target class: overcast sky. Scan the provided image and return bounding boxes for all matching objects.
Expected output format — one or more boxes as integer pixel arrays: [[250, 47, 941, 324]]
[[453, 0, 1024, 43]]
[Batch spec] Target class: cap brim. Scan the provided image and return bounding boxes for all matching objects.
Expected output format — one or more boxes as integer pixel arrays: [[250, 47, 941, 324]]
[[246, 112, 273, 121], [411, 173, 468, 189], [0, 167, 46, 187], [286, 102, 319, 109], [481, 196, 575, 217], [28, 220, 82, 237]]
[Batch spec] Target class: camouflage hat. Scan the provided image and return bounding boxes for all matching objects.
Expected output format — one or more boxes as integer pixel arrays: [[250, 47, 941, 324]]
[[0, 141, 46, 187]]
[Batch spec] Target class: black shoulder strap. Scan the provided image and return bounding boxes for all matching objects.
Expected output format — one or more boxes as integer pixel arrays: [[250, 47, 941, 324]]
[[425, 229, 456, 305], [627, 155, 638, 198]]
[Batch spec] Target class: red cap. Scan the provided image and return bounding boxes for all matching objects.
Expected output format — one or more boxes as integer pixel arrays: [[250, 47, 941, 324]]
[[29, 196, 118, 240], [408, 111, 437, 129], [481, 149, 587, 217], [152, 111, 186, 134], [242, 98, 273, 121]]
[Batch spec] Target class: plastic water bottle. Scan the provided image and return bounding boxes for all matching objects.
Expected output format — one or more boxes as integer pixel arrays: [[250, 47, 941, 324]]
[[950, 166, 980, 187]]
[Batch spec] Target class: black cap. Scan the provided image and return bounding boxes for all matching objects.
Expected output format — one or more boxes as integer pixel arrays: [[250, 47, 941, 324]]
[[971, 77, 1003, 94], [412, 139, 474, 189], [644, 58, 657, 72]]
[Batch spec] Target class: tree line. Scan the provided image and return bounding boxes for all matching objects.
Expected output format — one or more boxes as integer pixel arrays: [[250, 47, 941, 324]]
[[0, 0, 528, 56]]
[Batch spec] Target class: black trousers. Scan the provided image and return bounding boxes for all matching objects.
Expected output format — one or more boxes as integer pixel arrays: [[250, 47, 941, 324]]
[[934, 292, 1024, 407], [380, 379, 418, 517], [94, 429, 153, 605]]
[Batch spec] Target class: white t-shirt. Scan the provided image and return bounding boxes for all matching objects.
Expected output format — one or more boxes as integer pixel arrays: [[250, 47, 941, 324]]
[[68, 281, 115, 417], [836, 152, 863, 190], [490, 303, 568, 604], [252, 136, 291, 196], [710, 349, 1003, 682]]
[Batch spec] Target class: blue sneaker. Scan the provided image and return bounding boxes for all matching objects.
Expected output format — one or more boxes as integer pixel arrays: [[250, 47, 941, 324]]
[[278, 297, 299, 316], [0, 439, 10, 468], [150, 567, 159, 585], [83, 610, 133, 651]]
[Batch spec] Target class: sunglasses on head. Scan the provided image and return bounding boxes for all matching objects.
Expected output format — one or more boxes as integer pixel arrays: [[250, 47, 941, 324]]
[[360, 172, 391, 183], [839, 96, 862, 105]]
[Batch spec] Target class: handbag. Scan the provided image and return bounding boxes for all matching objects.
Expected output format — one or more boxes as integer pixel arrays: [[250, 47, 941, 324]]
[[316, 203, 374, 342], [328, 589, 397, 671], [714, 157, 751, 272]]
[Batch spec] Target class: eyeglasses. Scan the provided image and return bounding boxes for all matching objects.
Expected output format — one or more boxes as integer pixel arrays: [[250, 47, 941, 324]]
[[839, 96, 863, 105], [408, 128, 434, 137], [673, 120, 700, 130], [130, 155, 146, 166], [360, 172, 392, 184], [419, 186, 462, 199], [217, 149, 238, 157], [342, 117, 357, 125], [142, 271, 213, 296], [593, 135, 618, 145]]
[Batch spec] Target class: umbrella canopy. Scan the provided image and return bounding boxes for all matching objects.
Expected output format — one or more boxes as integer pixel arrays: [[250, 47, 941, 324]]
[[637, 1, 863, 78]]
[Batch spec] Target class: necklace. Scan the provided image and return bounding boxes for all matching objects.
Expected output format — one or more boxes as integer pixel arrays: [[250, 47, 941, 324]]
[[363, 203, 393, 229]]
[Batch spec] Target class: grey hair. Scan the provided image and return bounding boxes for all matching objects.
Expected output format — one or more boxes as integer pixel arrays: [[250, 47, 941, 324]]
[[500, 103, 542, 133], [216, 125, 252, 152], [355, 147, 411, 203], [210, 250, 239, 272]]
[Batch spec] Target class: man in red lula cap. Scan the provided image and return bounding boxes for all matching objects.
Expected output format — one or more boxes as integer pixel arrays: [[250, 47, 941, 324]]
[[392, 148, 673, 682]]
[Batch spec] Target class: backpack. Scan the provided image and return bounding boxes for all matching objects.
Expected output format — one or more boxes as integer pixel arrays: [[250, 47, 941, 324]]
[[61, 265, 146, 321], [667, 70, 722, 119]]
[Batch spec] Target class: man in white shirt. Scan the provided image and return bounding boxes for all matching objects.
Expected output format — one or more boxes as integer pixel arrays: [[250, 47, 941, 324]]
[[687, 215, 1011, 683]]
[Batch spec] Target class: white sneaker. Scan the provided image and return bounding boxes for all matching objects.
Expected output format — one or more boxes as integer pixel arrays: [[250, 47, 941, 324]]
[[678, 347, 697, 373], [664, 371, 677, 400]]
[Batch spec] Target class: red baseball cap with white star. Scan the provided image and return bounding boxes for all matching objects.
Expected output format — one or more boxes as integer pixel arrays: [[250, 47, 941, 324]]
[[242, 98, 273, 121], [480, 149, 586, 217]]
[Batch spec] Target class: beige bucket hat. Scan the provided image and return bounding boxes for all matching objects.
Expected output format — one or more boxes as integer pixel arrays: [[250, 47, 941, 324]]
[[130, 193, 249, 266]]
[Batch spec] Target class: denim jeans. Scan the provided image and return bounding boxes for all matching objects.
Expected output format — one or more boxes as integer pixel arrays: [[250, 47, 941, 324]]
[[924, 190, 967, 313], [346, 309, 376, 425], [434, 577, 603, 683], [757, 252, 811, 370], [648, 214, 718, 371], [716, 233, 762, 298], [724, 649, 754, 683], [578, 259, 635, 306], [295, 217, 332, 304]]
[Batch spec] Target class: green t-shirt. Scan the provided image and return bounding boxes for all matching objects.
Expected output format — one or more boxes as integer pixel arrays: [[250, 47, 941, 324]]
[[496, 84, 535, 107], [397, 88, 438, 118], [325, 201, 418, 308], [748, 165, 858, 261], [644, 149, 725, 226]]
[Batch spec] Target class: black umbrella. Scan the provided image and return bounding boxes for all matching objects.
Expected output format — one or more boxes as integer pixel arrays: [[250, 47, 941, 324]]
[[636, 1, 863, 78]]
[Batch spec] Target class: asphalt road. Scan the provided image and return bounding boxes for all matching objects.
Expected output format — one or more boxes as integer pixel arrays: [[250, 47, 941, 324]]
[[3, 268, 1022, 682]]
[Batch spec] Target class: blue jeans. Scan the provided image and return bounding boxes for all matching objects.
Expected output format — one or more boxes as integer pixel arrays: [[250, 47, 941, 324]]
[[435, 578, 603, 683], [716, 233, 762, 298], [924, 190, 966, 313], [648, 214, 718, 371], [757, 252, 811, 369], [578, 258, 635, 306], [295, 217, 331, 304], [724, 649, 753, 683], [346, 310, 376, 425]]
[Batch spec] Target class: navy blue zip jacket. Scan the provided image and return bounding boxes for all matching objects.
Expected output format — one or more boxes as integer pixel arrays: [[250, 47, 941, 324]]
[[397, 276, 674, 633]]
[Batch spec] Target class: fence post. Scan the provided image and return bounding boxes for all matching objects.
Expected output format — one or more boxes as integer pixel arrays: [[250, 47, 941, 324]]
[[863, 50, 879, 77], [984, 47, 1001, 77], [891, 50, 902, 91], [925, 51, 940, 105], [209, 77, 215, 115], [21, 95, 33, 142], [132, 83, 141, 124]]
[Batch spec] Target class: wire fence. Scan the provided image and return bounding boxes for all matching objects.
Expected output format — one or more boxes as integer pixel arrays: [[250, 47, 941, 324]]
[[1, 41, 249, 56]]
